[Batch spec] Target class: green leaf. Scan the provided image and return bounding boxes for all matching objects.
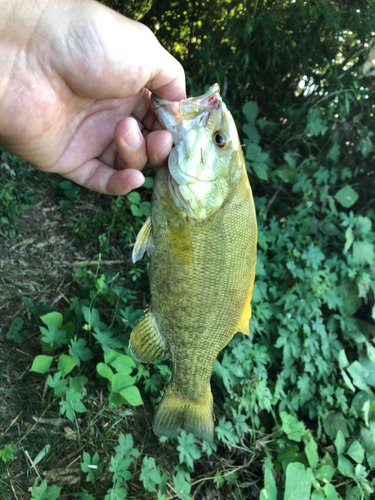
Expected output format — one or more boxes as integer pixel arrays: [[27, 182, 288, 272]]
[[143, 177, 154, 188], [315, 465, 335, 482], [6, 317, 24, 344], [252, 162, 269, 180], [81, 451, 104, 484], [119, 386, 143, 406], [243, 123, 261, 144], [112, 373, 135, 392], [347, 361, 369, 390], [47, 371, 68, 397], [334, 185, 359, 208], [259, 463, 277, 500], [343, 227, 354, 253], [284, 462, 311, 499], [334, 429, 346, 456], [324, 483, 341, 500], [60, 388, 87, 422], [305, 439, 319, 469], [0, 445, 15, 463], [69, 336, 92, 366], [337, 455, 355, 478], [280, 411, 306, 442], [130, 204, 143, 216], [277, 164, 296, 183], [127, 191, 141, 204], [115, 433, 140, 459], [353, 241, 374, 266], [311, 492, 325, 500], [338, 350, 349, 369], [111, 355, 136, 373], [58, 354, 77, 377], [40, 312, 63, 329], [30, 480, 62, 500], [177, 431, 202, 469], [322, 411, 349, 439], [140, 456, 161, 492], [173, 470, 191, 500], [32, 444, 51, 467], [347, 441, 365, 463], [328, 143, 340, 162], [243, 101, 258, 123], [40, 323, 68, 348], [97, 362, 114, 382], [307, 109, 325, 136], [30, 355, 53, 374]]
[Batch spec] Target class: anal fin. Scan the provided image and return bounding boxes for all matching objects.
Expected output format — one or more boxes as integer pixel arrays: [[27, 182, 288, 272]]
[[129, 309, 167, 362], [132, 216, 153, 263]]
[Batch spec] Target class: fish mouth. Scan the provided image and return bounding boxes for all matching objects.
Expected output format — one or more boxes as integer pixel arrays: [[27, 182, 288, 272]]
[[151, 83, 222, 134]]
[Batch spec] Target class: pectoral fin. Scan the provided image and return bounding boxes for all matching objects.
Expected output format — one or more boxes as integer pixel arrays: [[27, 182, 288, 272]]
[[132, 216, 153, 263], [129, 308, 168, 362]]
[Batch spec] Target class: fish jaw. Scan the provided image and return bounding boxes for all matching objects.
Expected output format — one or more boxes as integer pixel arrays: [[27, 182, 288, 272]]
[[151, 84, 243, 220]]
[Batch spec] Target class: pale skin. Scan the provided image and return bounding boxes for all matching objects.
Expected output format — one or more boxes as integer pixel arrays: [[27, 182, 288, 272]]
[[0, 0, 186, 195]]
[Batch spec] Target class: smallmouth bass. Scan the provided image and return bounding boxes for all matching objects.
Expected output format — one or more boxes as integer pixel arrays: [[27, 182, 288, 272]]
[[130, 84, 257, 442]]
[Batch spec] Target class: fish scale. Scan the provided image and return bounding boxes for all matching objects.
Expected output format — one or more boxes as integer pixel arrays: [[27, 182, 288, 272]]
[[130, 84, 257, 442]]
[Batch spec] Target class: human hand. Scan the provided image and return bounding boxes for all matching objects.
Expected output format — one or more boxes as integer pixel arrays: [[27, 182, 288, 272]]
[[0, 0, 185, 195]]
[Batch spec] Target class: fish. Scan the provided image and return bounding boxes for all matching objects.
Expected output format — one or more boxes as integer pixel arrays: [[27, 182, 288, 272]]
[[129, 83, 257, 443]]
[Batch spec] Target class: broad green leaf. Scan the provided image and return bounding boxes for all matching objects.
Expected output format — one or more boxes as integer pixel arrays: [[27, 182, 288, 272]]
[[324, 483, 341, 500], [32, 444, 50, 467], [0, 445, 15, 463], [277, 164, 296, 183], [112, 373, 135, 392], [6, 317, 24, 344], [355, 216, 372, 236], [337, 455, 355, 478], [328, 143, 340, 162], [311, 492, 325, 500], [252, 162, 269, 180], [334, 185, 359, 208], [30, 355, 53, 374], [30, 480, 61, 500], [47, 371, 68, 397], [284, 462, 311, 499], [243, 101, 258, 123], [130, 204, 143, 217], [315, 465, 335, 482], [280, 411, 306, 442], [353, 241, 374, 266], [143, 177, 154, 188], [40, 312, 63, 328], [347, 361, 369, 390], [305, 439, 319, 469], [97, 362, 114, 382], [338, 350, 349, 369], [111, 355, 136, 373], [343, 227, 354, 253], [322, 411, 349, 439], [243, 123, 261, 144], [347, 441, 365, 463], [334, 429, 346, 456], [120, 386, 143, 406], [140, 456, 161, 492], [127, 191, 141, 204], [259, 464, 277, 500], [58, 354, 77, 377], [246, 143, 269, 162]]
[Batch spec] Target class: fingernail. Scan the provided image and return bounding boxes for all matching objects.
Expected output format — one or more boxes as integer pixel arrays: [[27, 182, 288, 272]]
[[123, 123, 142, 149]]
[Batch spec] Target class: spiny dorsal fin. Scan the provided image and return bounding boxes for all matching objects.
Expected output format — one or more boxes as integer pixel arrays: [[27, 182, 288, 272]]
[[132, 216, 153, 263]]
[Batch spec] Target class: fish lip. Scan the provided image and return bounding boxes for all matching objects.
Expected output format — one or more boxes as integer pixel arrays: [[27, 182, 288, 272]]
[[151, 83, 222, 123]]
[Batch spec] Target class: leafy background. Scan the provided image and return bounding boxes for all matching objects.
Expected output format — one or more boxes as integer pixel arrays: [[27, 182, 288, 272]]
[[1, 0, 375, 499]]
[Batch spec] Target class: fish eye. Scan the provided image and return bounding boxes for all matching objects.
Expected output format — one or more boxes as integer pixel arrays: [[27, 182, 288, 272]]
[[213, 131, 227, 148]]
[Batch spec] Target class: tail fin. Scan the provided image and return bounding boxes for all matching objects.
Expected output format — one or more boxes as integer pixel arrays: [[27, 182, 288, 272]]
[[153, 386, 214, 443]]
